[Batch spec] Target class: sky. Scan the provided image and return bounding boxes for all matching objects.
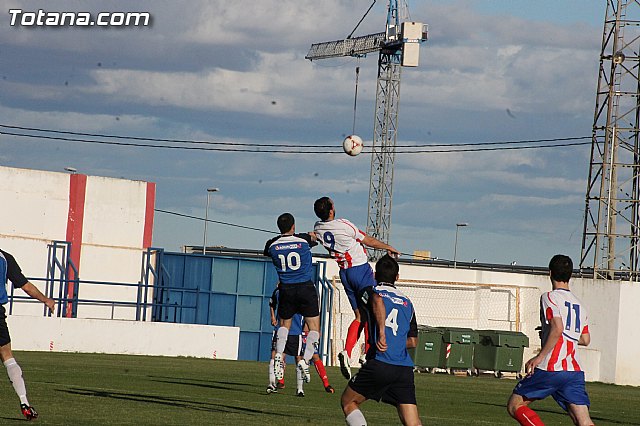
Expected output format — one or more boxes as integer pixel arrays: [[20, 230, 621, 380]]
[[0, 0, 606, 267]]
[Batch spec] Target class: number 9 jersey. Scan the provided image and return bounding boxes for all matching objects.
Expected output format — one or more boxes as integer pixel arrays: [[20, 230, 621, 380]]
[[537, 289, 589, 372], [264, 233, 317, 284]]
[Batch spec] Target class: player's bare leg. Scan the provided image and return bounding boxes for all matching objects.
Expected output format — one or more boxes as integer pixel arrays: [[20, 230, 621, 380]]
[[341, 385, 368, 425], [567, 404, 594, 426], [396, 404, 422, 426], [507, 394, 543, 426]]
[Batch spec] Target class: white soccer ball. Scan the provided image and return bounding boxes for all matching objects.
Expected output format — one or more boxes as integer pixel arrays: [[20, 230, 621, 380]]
[[343, 135, 364, 156]]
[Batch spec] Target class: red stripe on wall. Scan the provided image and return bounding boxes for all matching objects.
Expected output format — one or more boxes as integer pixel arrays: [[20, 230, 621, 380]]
[[143, 182, 156, 248], [65, 174, 87, 318]]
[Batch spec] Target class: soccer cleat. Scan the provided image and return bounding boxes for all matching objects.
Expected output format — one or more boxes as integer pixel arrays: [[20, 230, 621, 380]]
[[359, 353, 367, 366], [20, 404, 38, 421], [297, 359, 311, 383], [297, 390, 305, 397], [325, 385, 335, 394], [276, 379, 285, 389], [266, 384, 278, 394], [274, 353, 284, 381], [338, 350, 352, 380]]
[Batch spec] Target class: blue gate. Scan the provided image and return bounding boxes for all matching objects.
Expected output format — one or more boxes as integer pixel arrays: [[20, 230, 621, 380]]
[[150, 250, 329, 362]]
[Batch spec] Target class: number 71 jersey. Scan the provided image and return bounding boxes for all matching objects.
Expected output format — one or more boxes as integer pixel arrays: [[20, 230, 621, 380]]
[[538, 288, 589, 372]]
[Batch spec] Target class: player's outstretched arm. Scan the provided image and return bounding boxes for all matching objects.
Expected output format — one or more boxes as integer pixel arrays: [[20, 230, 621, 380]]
[[21, 282, 55, 313], [361, 234, 400, 258]]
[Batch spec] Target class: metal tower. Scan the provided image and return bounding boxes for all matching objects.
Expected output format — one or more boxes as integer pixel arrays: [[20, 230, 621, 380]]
[[306, 1, 426, 260], [581, 0, 640, 280]]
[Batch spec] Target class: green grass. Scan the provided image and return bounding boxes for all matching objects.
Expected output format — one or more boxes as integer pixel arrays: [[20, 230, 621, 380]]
[[0, 352, 638, 425]]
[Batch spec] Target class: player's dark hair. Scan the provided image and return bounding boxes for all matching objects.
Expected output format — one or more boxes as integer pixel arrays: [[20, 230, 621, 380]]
[[375, 254, 399, 284], [549, 254, 573, 282], [277, 213, 295, 233], [314, 197, 333, 221]]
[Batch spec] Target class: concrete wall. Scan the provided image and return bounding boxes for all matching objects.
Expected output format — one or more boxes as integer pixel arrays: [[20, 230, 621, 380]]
[[0, 165, 155, 319], [8, 316, 239, 359]]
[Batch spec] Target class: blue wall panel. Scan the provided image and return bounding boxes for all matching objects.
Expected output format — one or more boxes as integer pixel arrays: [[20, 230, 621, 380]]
[[259, 332, 274, 362], [156, 253, 317, 362], [236, 296, 263, 331], [211, 258, 238, 293], [238, 331, 260, 361], [209, 293, 236, 326], [238, 261, 266, 295]]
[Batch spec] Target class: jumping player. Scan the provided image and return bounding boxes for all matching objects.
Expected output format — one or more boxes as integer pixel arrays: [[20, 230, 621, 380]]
[[507, 255, 594, 426], [341, 254, 421, 426], [313, 196, 399, 379], [1, 249, 55, 421], [264, 213, 320, 385]]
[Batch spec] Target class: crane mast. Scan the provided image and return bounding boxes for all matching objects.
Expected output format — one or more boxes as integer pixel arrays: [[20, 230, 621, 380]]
[[306, 1, 426, 260], [366, 0, 403, 260]]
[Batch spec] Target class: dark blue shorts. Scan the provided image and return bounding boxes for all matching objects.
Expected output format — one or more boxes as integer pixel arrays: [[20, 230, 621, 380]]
[[339, 263, 375, 310], [513, 369, 590, 411], [0, 305, 9, 346], [348, 358, 417, 406], [277, 282, 319, 319]]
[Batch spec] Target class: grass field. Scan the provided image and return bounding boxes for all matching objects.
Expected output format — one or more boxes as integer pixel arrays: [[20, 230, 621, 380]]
[[0, 352, 638, 425]]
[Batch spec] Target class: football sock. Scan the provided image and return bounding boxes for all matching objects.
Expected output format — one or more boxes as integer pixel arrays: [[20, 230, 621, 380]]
[[313, 359, 330, 387], [514, 406, 544, 426], [296, 362, 304, 392], [345, 409, 367, 426], [4, 358, 28, 405], [303, 330, 319, 363], [345, 320, 361, 358], [276, 327, 289, 354], [269, 359, 276, 385]]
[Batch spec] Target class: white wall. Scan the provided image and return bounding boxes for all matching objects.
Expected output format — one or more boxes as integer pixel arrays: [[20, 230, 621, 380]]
[[0, 165, 153, 319], [316, 255, 640, 386], [8, 316, 239, 360]]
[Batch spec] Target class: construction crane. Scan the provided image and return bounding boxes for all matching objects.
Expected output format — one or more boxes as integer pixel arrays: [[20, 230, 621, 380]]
[[581, 0, 640, 280], [306, 1, 427, 260]]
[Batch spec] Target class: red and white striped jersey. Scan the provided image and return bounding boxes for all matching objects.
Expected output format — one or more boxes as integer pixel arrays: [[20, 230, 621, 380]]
[[537, 288, 589, 372], [313, 218, 368, 269]]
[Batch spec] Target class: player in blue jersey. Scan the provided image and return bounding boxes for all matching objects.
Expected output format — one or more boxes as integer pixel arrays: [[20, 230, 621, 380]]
[[266, 285, 334, 395], [264, 213, 320, 384], [1, 249, 55, 421], [341, 254, 422, 426]]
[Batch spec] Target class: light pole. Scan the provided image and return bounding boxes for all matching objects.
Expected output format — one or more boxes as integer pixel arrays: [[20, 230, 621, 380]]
[[203, 188, 219, 255], [453, 222, 468, 268]]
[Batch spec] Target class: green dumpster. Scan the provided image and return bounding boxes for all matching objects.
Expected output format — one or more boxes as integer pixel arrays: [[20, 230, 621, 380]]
[[473, 330, 529, 378], [438, 327, 479, 372], [409, 326, 445, 371]]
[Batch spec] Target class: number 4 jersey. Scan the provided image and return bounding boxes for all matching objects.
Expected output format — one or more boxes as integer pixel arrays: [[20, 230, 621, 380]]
[[371, 283, 418, 367], [537, 288, 589, 372], [264, 233, 317, 284]]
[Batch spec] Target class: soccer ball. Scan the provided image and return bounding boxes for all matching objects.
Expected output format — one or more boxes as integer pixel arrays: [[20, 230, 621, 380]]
[[343, 135, 364, 156]]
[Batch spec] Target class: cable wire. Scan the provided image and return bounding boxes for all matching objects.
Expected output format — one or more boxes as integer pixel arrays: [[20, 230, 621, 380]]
[[0, 127, 592, 154]]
